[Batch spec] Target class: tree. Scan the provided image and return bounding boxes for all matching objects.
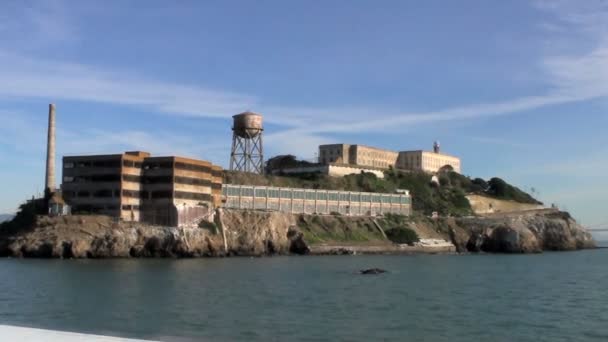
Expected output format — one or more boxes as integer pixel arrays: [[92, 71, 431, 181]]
[[438, 165, 454, 173], [472, 178, 489, 191], [488, 178, 508, 197]]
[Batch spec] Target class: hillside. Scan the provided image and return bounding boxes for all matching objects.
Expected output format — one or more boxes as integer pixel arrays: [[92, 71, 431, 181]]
[[225, 169, 541, 217]]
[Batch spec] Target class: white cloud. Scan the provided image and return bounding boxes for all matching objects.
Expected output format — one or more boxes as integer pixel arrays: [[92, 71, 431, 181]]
[[0, 0, 606, 162], [0, 52, 258, 120], [1, 4, 608, 143]]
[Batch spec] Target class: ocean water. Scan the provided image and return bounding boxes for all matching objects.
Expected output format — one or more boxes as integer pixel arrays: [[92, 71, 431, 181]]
[[0, 250, 607, 342]]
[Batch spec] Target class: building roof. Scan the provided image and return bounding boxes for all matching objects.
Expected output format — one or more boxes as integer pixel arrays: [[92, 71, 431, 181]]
[[63, 152, 221, 168]]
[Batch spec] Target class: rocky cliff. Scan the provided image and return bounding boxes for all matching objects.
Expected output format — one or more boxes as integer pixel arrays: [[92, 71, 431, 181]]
[[0, 209, 596, 258], [0, 210, 306, 258], [448, 210, 596, 253]]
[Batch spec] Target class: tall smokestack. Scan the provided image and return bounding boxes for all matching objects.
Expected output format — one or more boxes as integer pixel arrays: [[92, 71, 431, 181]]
[[45, 103, 56, 193]]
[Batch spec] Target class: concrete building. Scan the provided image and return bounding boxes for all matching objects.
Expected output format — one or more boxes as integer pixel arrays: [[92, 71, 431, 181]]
[[319, 143, 461, 174], [270, 164, 386, 179], [222, 184, 411, 216], [396, 151, 461, 173], [61, 151, 222, 227], [140, 156, 223, 226], [319, 144, 399, 169]]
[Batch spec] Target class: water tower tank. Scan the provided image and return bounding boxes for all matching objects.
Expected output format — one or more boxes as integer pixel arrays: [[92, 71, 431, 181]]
[[230, 111, 265, 174], [233, 112, 263, 138]]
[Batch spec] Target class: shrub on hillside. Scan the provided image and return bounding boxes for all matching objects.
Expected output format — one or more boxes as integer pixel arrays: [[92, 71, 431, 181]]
[[0, 200, 38, 237], [487, 177, 541, 204], [199, 220, 218, 234], [385, 227, 420, 245], [472, 178, 489, 192]]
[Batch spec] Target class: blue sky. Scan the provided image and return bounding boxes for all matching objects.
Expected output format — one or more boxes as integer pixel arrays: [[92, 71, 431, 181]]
[[0, 0, 607, 231]]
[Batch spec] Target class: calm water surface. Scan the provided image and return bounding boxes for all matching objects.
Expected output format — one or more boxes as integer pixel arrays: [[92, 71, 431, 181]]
[[1, 250, 608, 341]]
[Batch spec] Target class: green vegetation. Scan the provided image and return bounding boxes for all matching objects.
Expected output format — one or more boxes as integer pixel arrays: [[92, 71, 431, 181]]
[[486, 177, 540, 204], [198, 220, 219, 234], [0, 200, 40, 237], [265, 155, 315, 172], [385, 227, 420, 245], [295, 214, 384, 244], [377, 213, 420, 245]]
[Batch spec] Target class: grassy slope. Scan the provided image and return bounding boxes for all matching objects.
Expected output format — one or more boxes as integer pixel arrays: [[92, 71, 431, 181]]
[[295, 214, 386, 245]]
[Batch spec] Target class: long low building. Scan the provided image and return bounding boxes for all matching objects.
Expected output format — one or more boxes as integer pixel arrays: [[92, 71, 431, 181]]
[[270, 164, 386, 179], [61, 151, 222, 227], [222, 184, 411, 216]]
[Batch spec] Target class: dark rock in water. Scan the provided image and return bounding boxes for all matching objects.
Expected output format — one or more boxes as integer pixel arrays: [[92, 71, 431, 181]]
[[287, 227, 310, 255], [360, 268, 388, 275]]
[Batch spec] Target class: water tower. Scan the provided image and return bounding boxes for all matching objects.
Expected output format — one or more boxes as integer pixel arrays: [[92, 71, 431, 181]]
[[433, 141, 441, 154], [230, 111, 264, 174]]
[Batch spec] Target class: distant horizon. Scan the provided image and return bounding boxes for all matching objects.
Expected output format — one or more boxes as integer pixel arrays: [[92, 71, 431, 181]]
[[0, 0, 607, 229]]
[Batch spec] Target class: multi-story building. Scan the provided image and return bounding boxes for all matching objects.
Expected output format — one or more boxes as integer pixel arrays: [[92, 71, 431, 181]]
[[396, 150, 461, 173], [140, 156, 223, 226], [62, 151, 148, 221], [319, 143, 461, 174], [318, 144, 352, 165], [318, 144, 399, 169], [62, 151, 223, 227]]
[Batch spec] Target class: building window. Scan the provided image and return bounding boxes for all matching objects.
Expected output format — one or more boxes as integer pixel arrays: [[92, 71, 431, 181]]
[[77, 191, 90, 198], [122, 205, 140, 210], [123, 175, 141, 183], [93, 189, 113, 198]]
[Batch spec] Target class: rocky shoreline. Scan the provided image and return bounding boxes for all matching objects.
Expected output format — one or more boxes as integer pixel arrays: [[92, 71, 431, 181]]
[[0, 209, 596, 258]]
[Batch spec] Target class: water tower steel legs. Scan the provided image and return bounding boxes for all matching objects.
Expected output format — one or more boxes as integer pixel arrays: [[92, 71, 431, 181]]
[[230, 131, 264, 174]]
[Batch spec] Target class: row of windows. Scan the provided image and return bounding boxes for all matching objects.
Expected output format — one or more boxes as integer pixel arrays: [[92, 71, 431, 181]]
[[64, 174, 121, 183], [65, 174, 221, 185], [64, 189, 121, 198], [72, 204, 119, 213], [64, 160, 122, 169], [357, 150, 397, 159], [143, 176, 173, 184], [65, 187, 215, 202], [64, 160, 221, 176], [359, 160, 393, 168], [174, 191, 212, 201], [123, 175, 141, 183], [122, 190, 140, 198], [320, 149, 342, 157], [123, 160, 143, 168], [143, 161, 173, 170], [124, 174, 219, 187], [132, 190, 212, 201], [223, 186, 410, 204], [65, 174, 218, 185], [174, 176, 212, 186], [175, 162, 212, 173], [122, 205, 141, 210]]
